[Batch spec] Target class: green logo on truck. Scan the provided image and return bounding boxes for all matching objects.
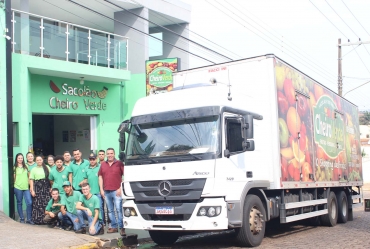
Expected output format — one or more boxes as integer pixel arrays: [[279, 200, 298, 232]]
[[313, 95, 344, 158]]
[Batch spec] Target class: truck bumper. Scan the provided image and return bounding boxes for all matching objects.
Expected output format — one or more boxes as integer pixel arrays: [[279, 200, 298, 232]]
[[123, 198, 228, 231]]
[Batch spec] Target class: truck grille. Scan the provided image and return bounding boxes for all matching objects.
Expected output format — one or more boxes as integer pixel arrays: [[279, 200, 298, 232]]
[[142, 214, 192, 221], [130, 178, 206, 202]]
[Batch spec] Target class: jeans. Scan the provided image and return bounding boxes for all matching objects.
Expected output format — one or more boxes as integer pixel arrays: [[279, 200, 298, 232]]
[[95, 193, 106, 224], [81, 210, 102, 235], [58, 211, 84, 231], [14, 188, 32, 221], [104, 190, 123, 229]]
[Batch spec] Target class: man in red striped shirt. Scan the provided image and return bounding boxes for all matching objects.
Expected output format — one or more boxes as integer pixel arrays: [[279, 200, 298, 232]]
[[98, 148, 125, 236]]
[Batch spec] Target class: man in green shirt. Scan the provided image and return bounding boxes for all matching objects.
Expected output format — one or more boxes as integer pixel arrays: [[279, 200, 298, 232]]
[[77, 183, 104, 235], [58, 181, 85, 233], [83, 153, 106, 224], [49, 156, 72, 194], [63, 151, 72, 167], [70, 149, 90, 192], [44, 188, 62, 227]]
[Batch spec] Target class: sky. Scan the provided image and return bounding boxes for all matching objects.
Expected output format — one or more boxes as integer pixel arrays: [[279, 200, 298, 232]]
[[181, 0, 370, 111]]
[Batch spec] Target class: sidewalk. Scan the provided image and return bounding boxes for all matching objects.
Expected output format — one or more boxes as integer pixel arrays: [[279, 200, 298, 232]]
[[0, 211, 149, 249]]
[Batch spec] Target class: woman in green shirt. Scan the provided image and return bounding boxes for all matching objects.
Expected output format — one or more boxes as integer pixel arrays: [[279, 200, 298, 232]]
[[14, 153, 33, 224], [30, 155, 51, 224], [26, 152, 36, 172], [47, 155, 55, 169]]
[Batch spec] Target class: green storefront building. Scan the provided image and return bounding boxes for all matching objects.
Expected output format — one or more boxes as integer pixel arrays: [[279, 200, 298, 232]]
[[0, 0, 190, 217]]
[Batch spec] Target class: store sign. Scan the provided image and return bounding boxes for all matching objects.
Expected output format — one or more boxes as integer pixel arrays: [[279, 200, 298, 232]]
[[48, 80, 108, 110], [145, 58, 179, 96]]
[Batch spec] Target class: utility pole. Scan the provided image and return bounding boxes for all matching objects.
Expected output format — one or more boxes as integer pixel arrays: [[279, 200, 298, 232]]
[[338, 38, 370, 97], [338, 38, 342, 96]]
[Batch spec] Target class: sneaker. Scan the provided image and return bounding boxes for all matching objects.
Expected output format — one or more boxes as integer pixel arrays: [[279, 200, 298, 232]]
[[107, 228, 118, 233], [75, 227, 86, 234], [25, 220, 35, 225], [20, 219, 25, 224], [99, 225, 105, 235], [120, 228, 126, 237], [64, 225, 73, 231]]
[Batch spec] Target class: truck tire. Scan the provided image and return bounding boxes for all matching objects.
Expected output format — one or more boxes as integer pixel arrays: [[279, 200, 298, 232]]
[[320, 191, 338, 227], [235, 194, 266, 247], [336, 191, 348, 223], [149, 230, 179, 246]]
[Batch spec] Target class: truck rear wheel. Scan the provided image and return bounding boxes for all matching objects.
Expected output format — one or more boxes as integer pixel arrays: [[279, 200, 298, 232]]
[[236, 194, 266, 247], [149, 230, 179, 246], [336, 191, 348, 223], [320, 191, 338, 227]]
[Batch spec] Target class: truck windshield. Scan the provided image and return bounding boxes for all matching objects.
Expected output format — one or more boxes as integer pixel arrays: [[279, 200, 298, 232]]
[[126, 115, 220, 164]]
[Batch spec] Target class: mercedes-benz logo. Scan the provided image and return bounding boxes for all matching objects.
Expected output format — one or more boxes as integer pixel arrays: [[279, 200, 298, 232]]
[[158, 180, 172, 197]]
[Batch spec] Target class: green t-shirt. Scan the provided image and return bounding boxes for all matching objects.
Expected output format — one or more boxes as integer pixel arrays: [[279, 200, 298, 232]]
[[83, 164, 101, 195], [79, 194, 102, 220], [26, 162, 37, 172], [46, 198, 61, 213], [14, 166, 29, 190], [49, 167, 72, 194], [61, 191, 81, 215], [70, 159, 90, 190], [29, 166, 50, 180]]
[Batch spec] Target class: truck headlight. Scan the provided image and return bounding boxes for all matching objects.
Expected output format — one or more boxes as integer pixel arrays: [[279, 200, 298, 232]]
[[197, 206, 222, 217], [124, 207, 137, 217]]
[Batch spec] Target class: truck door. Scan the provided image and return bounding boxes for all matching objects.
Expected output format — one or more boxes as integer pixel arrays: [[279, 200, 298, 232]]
[[213, 112, 247, 197], [334, 110, 347, 181], [295, 92, 315, 182]]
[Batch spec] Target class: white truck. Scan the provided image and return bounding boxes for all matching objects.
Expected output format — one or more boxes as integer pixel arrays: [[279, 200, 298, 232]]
[[118, 54, 363, 247]]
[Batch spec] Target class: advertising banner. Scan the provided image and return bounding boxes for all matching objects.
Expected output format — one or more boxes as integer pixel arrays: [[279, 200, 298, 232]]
[[275, 59, 362, 183], [145, 58, 179, 96]]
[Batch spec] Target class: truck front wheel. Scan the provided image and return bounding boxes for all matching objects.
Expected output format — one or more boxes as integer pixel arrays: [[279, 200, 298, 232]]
[[236, 194, 266, 247], [149, 230, 179, 246], [321, 191, 338, 227]]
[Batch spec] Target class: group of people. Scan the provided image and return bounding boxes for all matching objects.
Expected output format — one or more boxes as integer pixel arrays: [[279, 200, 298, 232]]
[[13, 148, 125, 236]]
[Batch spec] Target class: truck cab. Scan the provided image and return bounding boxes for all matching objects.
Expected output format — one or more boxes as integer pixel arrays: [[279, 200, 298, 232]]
[[118, 84, 264, 245]]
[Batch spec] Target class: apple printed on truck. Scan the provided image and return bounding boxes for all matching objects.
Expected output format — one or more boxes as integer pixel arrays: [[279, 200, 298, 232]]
[[275, 59, 362, 183]]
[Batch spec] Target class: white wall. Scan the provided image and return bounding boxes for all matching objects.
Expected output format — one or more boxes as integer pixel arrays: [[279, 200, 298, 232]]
[[53, 115, 91, 159], [360, 125, 370, 139]]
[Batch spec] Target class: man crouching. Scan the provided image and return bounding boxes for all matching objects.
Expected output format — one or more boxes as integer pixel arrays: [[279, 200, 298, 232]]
[[77, 182, 104, 235], [43, 188, 62, 228]]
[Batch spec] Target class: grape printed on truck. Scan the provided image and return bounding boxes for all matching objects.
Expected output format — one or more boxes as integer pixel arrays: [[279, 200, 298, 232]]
[[275, 59, 362, 183]]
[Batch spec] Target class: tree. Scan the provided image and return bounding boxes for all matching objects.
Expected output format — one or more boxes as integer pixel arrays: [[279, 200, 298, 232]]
[[359, 111, 370, 125]]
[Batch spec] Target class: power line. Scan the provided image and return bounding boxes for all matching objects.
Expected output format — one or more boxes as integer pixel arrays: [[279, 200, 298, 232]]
[[104, 0, 233, 61], [325, 0, 359, 38], [226, 0, 338, 79], [354, 48, 370, 74], [341, 0, 370, 37], [126, 0, 242, 60], [207, 0, 338, 86], [341, 44, 360, 58], [67, 0, 217, 64], [309, 0, 348, 39]]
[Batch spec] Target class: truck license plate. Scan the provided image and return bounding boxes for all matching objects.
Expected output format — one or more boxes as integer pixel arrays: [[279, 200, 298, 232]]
[[155, 206, 174, 215]]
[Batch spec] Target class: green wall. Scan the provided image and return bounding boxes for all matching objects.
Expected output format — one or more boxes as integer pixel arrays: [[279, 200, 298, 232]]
[[0, 3, 9, 215], [123, 73, 146, 121], [11, 53, 131, 159]]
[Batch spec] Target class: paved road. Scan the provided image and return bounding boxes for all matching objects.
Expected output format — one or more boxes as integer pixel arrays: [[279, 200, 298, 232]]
[[137, 189, 370, 249]]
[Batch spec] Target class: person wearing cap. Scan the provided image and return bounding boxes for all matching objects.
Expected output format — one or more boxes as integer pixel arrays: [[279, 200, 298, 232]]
[[82, 153, 106, 226], [70, 149, 89, 192], [49, 156, 72, 195], [98, 148, 125, 236], [58, 181, 85, 233], [76, 182, 104, 235]]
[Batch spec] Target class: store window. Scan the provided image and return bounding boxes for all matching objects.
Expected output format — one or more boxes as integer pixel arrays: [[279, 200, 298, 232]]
[[149, 32, 163, 57], [13, 122, 19, 146]]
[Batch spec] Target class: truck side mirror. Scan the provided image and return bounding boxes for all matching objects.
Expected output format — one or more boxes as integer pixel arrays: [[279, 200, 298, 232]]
[[118, 120, 130, 133], [119, 132, 126, 151], [242, 115, 253, 139]]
